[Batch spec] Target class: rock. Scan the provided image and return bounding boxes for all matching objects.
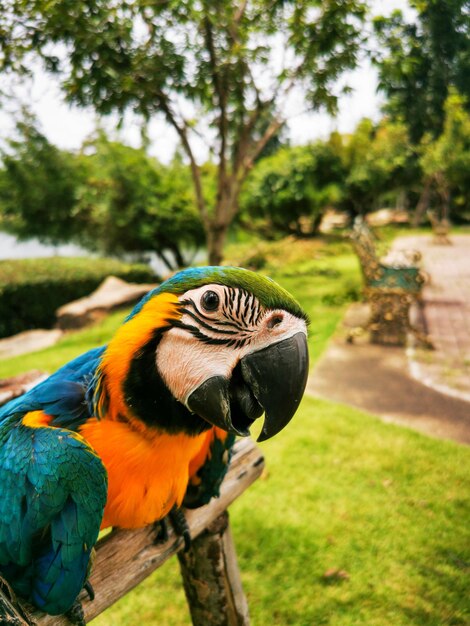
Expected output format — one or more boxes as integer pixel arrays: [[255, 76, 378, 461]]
[[366, 208, 409, 226], [0, 329, 63, 360], [0, 370, 47, 407], [319, 209, 349, 232], [56, 275, 158, 330]]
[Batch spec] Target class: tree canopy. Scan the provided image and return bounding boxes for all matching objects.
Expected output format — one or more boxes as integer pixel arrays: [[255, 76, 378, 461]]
[[0, 113, 87, 244], [0, 0, 367, 263], [0, 117, 205, 269], [336, 118, 418, 215], [241, 142, 344, 236], [373, 0, 470, 143], [419, 89, 470, 221], [78, 134, 205, 268]]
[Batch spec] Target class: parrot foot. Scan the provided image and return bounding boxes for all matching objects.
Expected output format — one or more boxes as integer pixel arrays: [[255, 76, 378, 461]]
[[154, 517, 169, 545], [65, 599, 86, 626], [169, 506, 191, 552], [153, 507, 191, 551]]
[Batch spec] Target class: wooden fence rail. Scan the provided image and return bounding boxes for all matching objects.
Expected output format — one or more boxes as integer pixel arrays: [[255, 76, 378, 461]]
[[0, 437, 264, 626]]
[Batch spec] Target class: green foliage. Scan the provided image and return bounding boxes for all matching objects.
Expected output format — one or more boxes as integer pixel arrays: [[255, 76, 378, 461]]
[[241, 143, 344, 236], [0, 117, 206, 269], [0, 0, 367, 125], [0, 114, 88, 244], [420, 90, 470, 219], [241, 119, 421, 225], [76, 134, 205, 269], [332, 118, 420, 215], [374, 0, 470, 143], [0, 257, 155, 338]]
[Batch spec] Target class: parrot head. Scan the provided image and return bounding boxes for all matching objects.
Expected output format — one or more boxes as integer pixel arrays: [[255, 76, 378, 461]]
[[100, 266, 309, 442]]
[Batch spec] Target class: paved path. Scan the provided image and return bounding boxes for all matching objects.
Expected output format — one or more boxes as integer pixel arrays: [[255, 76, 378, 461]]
[[394, 234, 470, 399], [308, 233, 470, 445]]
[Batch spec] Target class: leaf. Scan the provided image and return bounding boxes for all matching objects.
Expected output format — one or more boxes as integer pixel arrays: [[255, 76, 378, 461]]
[[322, 568, 350, 583]]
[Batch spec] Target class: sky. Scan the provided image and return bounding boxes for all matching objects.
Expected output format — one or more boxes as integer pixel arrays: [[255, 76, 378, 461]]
[[0, 0, 414, 164]]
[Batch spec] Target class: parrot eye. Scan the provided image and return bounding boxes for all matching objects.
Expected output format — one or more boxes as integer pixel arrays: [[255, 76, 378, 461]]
[[201, 290, 220, 312]]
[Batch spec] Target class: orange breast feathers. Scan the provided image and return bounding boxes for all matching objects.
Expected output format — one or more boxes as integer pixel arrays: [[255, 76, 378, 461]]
[[79, 418, 214, 529]]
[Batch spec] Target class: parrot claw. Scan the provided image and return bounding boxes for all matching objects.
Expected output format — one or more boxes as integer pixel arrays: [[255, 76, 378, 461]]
[[169, 506, 191, 552], [84, 580, 95, 602], [153, 507, 191, 551], [65, 599, 86, 626], [153, 518, 169, 545]]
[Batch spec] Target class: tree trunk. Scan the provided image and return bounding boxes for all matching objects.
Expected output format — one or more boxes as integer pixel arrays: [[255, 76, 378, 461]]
[[168, 242, 186, 269], [207, 224, 229, 266], [158, 249, 177, 272], [177, 511, 250, 626], [311, 212, 324, 236], [412, 178, 432, 226], [435, 172, 450, 222]]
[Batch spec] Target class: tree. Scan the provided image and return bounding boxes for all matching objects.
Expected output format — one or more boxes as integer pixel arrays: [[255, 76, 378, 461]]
[[0, 113, 89, 243], [0, 0, 366, 264], [240, 142, 344, 236], [419, 89, 470, 221], [373, 0, 470, 144], [78, 134, 206, 270], [0, 118, 206, 269], [337, 118, 419, 216]]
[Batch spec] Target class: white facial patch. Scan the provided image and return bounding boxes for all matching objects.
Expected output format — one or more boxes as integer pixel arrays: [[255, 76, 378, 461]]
[[155, 283, 307, 407]]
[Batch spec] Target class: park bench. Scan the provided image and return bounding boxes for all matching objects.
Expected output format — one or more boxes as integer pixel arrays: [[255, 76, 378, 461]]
[[0, 373, 263, 626], [348, 218, 432, 347]]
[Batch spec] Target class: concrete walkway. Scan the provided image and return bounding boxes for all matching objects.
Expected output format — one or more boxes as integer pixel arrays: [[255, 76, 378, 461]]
[[308, 233, 470, 446], [396, 234, 470, 401]]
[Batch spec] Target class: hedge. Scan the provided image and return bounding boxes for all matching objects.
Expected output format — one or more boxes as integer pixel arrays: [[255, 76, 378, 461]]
[[0, 257, 158, 338]]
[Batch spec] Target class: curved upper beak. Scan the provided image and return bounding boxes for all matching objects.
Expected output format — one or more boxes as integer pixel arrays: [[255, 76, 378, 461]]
[[241, 332, 309, 441], [187, 332, 309, 442]]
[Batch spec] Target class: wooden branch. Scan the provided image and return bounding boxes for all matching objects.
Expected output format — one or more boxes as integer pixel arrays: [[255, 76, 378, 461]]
[[31, 438, 264, 625], [203, 15, 228, 170], [238, 116, 285, 185], [0, 578, 37, 626], [234, 0, 248, 24], [178, 511, 250, 626], [154, 89, 209, 226]]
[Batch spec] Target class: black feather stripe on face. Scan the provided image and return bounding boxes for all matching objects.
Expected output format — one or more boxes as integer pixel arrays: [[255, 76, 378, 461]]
[[123, 331, 211, 435]]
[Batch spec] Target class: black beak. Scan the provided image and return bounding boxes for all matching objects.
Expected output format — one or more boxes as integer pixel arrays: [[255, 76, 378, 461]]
[[187, 332, 309, 442]]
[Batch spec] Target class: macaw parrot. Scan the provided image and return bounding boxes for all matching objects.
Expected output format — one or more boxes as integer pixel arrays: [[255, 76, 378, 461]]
[[0, 266, 309, 622]]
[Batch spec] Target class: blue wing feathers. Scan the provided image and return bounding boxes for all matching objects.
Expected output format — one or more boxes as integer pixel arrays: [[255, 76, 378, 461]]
[[0, 346, 108, 613], [0, 410, 107, 614], [0, 345, 105, 426]]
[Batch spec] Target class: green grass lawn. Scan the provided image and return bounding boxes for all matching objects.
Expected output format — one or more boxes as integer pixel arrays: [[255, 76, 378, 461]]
[[0, 309, 130, 378], [1, 231, 469, 625], [93, 396, 470, 626]]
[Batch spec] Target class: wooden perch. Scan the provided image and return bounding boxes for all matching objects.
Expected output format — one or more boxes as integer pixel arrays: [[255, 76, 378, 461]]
[[20, 438, 264, 625], [178, 511, 250, 626]]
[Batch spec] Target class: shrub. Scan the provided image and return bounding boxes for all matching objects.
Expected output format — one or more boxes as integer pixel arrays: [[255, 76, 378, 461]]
[[0, 257, 157, 338]]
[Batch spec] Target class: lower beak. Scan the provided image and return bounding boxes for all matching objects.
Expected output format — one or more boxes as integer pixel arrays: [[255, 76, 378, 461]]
[[187, 332, 309, 442]]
